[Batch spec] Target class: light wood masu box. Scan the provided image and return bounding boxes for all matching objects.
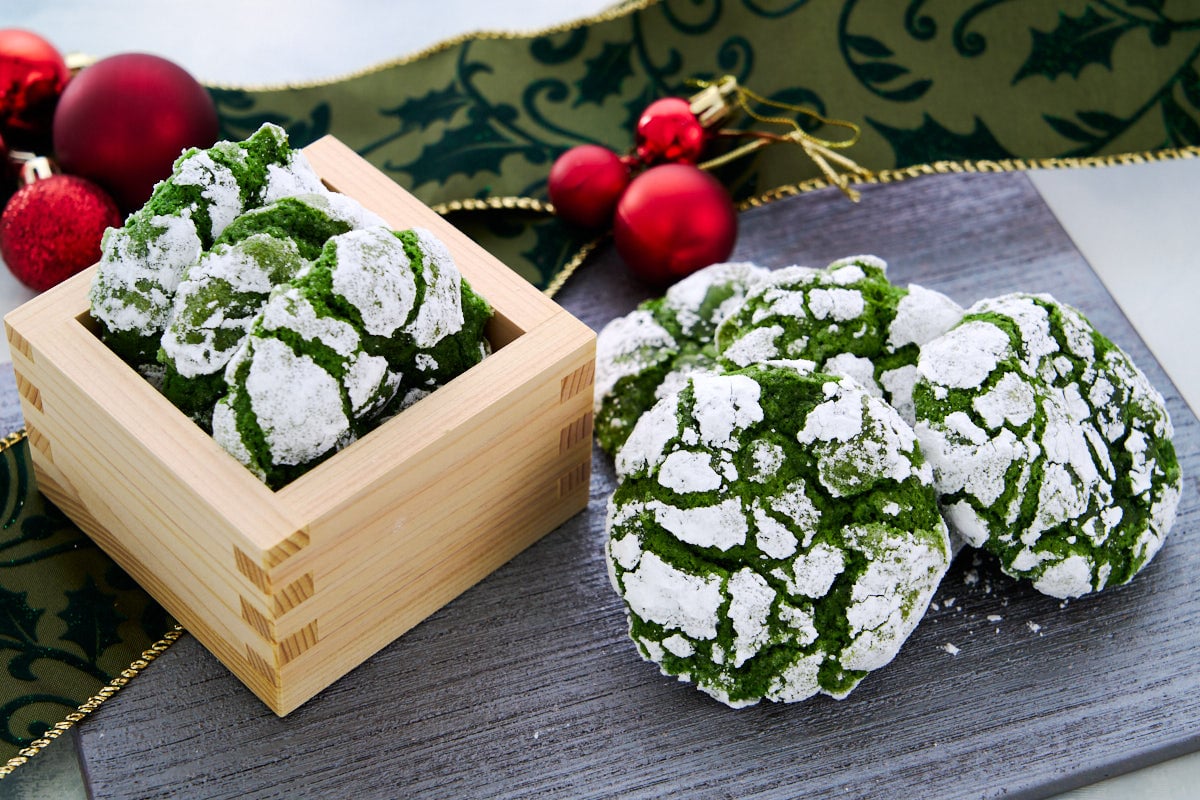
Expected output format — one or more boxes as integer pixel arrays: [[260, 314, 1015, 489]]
[[4, 137, 596, 715]]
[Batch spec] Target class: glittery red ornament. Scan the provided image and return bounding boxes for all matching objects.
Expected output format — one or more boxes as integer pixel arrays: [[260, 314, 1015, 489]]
[[0, 29, 69, 146], [52, 53, 218, 212], [0, 173, 122, 291], [613, 163, 737, 286], [635, 97, 706, 165], [548, 144, 631, 229]]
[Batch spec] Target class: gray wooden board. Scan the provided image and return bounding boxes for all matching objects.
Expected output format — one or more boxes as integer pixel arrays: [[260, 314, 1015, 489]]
[[75, 171, 1200, 800]]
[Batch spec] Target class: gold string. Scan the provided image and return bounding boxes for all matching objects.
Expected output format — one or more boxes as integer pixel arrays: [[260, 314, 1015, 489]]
[[690, 76, 874, 201], [0, 619, 186, 778]]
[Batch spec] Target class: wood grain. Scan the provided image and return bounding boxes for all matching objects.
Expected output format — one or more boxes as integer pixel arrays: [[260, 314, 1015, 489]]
[[75, 171, 1199, 799]]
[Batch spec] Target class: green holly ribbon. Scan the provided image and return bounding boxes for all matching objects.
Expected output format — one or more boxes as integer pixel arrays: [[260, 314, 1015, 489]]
[[208, 0, 1200, 289]]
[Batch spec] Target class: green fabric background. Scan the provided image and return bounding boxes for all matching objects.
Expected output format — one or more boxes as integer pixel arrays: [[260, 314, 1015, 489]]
[[212, 0, 1200, 286], [3, 0, 1199, 776]]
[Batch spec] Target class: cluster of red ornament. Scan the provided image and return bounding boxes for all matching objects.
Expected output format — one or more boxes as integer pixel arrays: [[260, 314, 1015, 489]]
[[0, 29, 219, 291], [547, 96, 737, 286]]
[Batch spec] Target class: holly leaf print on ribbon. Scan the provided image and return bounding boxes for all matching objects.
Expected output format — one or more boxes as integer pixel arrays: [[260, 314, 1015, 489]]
[[379, 83, 472, 137], [1013, 8, 1134, 84], [387, 106, 543, 189], [0, 587, 42, 653], [209, 88, 332, 148], [868, 113, 1013, 165], [575, 41, 635, 107], [57, 576, 127, 663]]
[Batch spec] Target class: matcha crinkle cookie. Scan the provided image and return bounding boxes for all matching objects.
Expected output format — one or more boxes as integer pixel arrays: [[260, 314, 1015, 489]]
[[912, 293, 1181, 598], [605, 362, 950, 707], [159, 233, 310, 424], [89, 123, 326, 366], [159, 192, 390, 423], [287, 226, 491, 410], [594, 261, 769, 459], [89, 123, 494, 488], [213, 227, 491, 487], [716, 256, 963, 425], [212, 280, 399, 488]]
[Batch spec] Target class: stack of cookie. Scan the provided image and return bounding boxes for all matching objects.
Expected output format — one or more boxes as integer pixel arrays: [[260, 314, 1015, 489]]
[[596, 258, 1181, 708], [89, 124, 492, 488]]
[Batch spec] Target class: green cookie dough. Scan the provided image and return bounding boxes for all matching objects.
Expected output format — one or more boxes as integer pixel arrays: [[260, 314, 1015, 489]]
[[606, 362, 950, 708], [912, 292, 1182, 599], [90, 123, 326, 366], [594, 261, 769, 459], [715, 256, 963, 425]]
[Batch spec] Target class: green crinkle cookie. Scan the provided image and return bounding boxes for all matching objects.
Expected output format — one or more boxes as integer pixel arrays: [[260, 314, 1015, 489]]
[[89, 123, 326, 366], [159, 233, 311, 426], [289, 226, 491, 399], [159, 192, 388, 426], [594, 262, 770, 460], [606, 361, 950, 708], [212, 282, 401, 489], [214, 192, 386, 261], [912, 292, 1182, 599], [213, 226, 492, 487], [716, 256, 963, 425]]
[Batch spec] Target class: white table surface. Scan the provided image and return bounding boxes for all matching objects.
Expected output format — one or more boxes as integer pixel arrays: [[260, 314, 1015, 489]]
[[0, 2, 1197, 798]]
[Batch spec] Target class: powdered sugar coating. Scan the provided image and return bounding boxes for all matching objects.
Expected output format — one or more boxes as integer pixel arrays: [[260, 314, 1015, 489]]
[[162, 234, 308, 380], [90, 213, 203, 352], [594, 310, 675, 406], [594, 262, 770, 459], [214, 282, 402, 487], [330, 228, 418, 337], [241, 336, 351, 466], [716, 256, 963, 426], [261, 150, 329, 205], [406, 228, 465, 348], [171, 150, 245, 240], [605, 362, 949, 707], [913, 292, 1181, 598], [90, 123, 318, 365]]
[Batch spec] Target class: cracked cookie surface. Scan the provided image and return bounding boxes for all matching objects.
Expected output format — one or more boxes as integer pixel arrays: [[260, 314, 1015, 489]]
[[594, 262, 770, 460], [605, 362, 950, 707], [716, 256, 963, 426], [912, 292, 1181, 598]]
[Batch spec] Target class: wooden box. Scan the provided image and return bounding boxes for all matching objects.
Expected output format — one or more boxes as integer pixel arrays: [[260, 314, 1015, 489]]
[[4, 137, 596, 715]]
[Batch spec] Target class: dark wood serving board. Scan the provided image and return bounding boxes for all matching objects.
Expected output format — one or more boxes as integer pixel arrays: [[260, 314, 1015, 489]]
[[77, 171, 1199, 800]]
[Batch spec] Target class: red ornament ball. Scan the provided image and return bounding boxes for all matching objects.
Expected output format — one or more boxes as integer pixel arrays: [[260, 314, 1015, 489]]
[[635, 97, 706, 165], [53, 53, 218, 212], [547, 145, 631, 229], [613, 163, 737, 286], [0, 29, 69, 144], [0, 174, 122, 291]]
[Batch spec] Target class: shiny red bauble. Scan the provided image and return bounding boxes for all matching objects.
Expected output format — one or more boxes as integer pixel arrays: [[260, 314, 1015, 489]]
[[635, 97, 706, 165], [0, 174, 122, 291], [613, 163, 737, 286], [53, 53, 218, 212], [547, 144, 631, 229], [0, 29, 69, 144]]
